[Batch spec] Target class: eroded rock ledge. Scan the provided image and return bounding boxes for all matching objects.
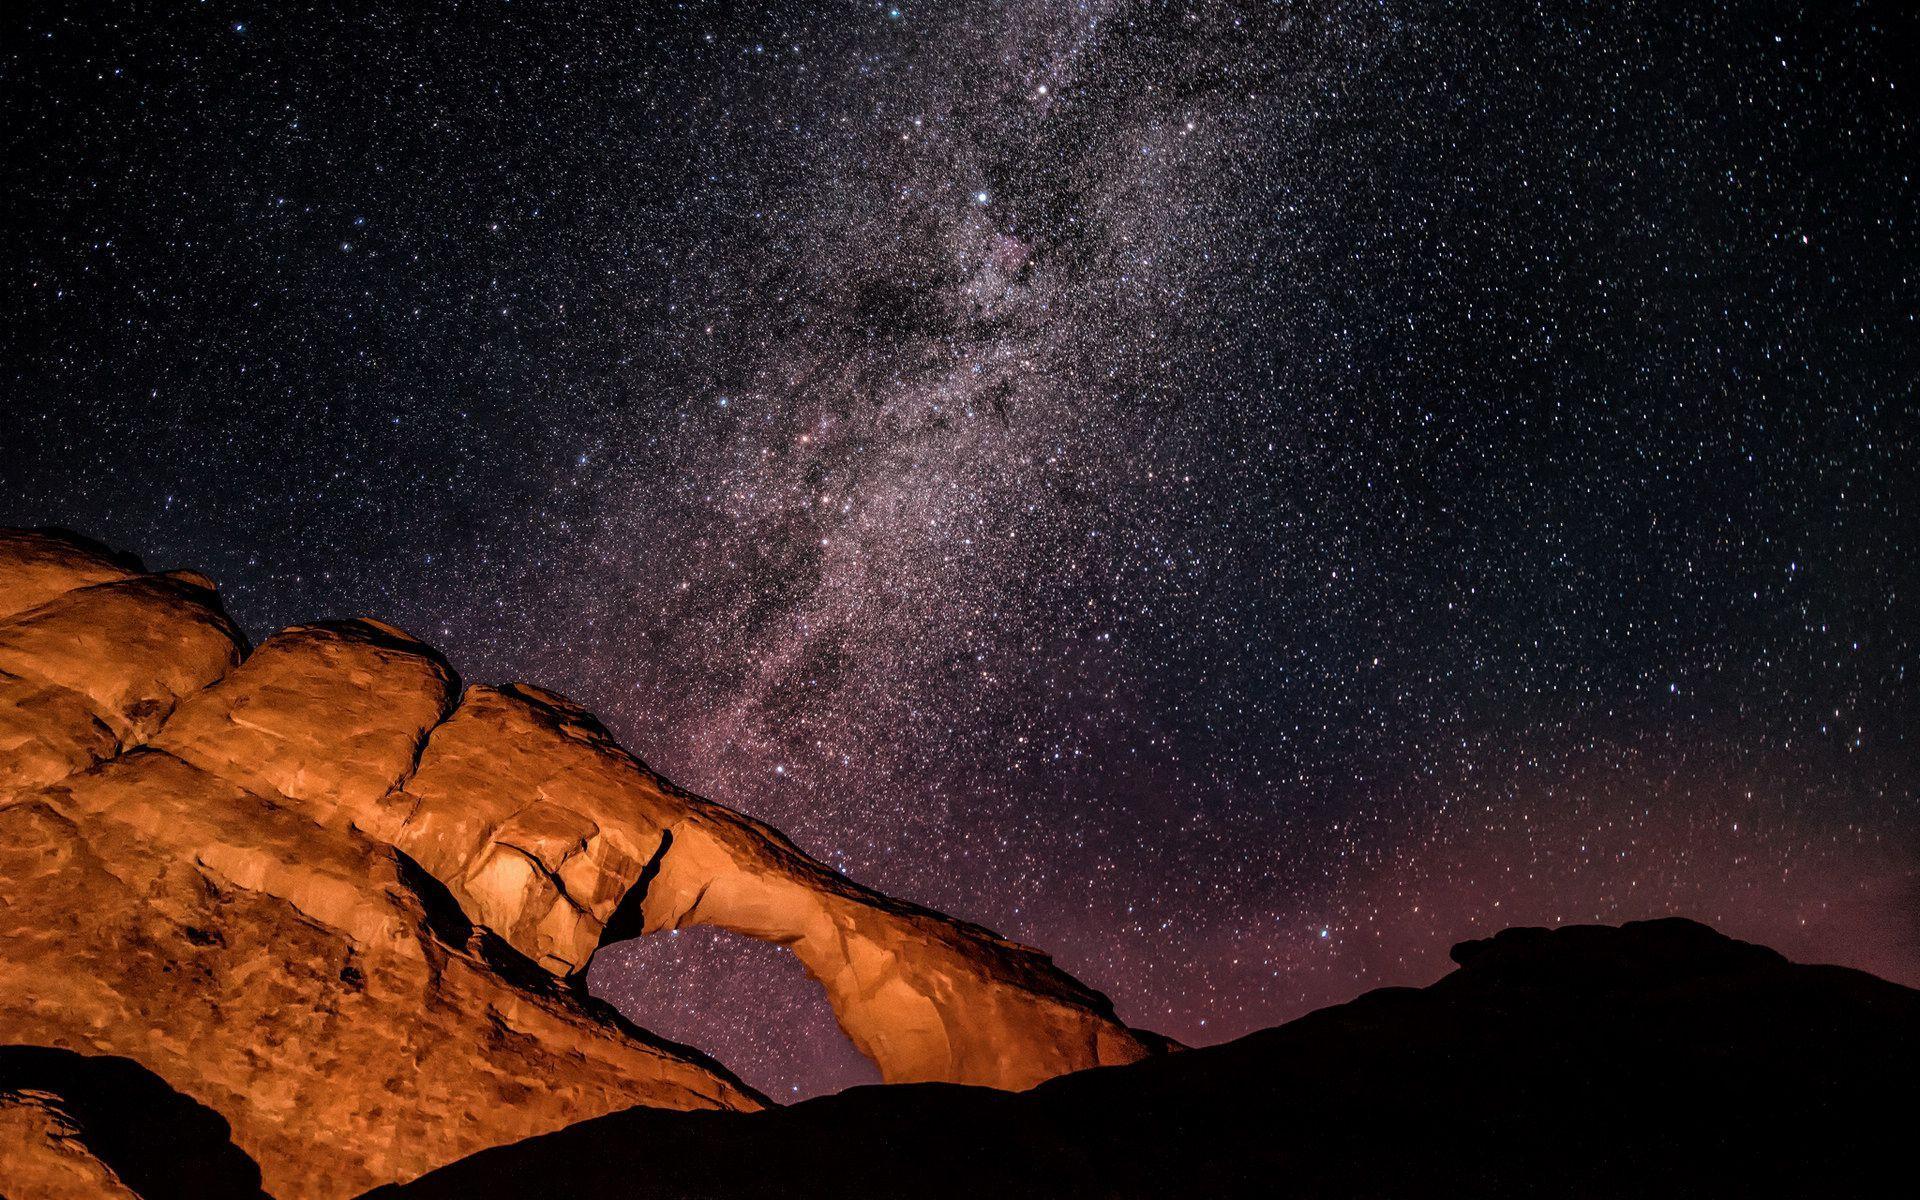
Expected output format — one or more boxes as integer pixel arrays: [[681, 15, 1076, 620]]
[[0, 528, 1154, 1197]]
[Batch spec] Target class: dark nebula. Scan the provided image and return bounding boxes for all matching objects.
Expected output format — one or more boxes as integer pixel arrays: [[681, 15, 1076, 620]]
[[4, 1, 1915, 1099]]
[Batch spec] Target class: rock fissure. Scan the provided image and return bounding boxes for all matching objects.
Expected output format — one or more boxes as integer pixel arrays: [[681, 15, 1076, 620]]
[[487, 840, 597, 919]]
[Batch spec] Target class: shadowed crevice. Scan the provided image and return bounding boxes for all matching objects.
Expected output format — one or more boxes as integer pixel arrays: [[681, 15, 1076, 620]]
[[390, 847, 476, 948], [0, 1044, 271, 1200], [590, 827, 674, 960]]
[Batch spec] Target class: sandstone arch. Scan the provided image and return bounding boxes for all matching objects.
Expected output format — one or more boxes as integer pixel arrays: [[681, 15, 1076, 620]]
[[0, 527, 1158, 1194], [356, 678, 1157, 1090]]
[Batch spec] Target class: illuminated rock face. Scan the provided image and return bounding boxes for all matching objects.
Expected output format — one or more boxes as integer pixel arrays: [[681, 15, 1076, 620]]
[[0, 528, 1154, 1195], [0, 532, 757, 1198]]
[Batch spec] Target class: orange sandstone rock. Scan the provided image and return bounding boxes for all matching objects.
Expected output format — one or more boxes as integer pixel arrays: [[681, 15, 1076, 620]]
[[0, 1044, 268, 1199], [0, 528, 139, 620], [0, 533, 755, 1198], [0, 527, 1157, 1196]]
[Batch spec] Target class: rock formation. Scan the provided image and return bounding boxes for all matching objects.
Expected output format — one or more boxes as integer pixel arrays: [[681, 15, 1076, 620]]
[[371, 918, 1920, 1200], [0, 528, 1153, 1197], [351, 680, 1152, 1088]]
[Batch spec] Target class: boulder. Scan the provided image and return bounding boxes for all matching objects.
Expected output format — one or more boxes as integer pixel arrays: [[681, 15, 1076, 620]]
[[0, 1088, 144, 1200]]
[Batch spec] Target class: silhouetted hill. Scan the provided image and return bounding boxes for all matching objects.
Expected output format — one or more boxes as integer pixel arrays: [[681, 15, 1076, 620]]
[[367, 918, 1917, 1199]]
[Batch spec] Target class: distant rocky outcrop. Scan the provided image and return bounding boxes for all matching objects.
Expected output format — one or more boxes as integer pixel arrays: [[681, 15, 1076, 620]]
[[368, 918, 1920, 1199], [0, 529, 1153, 1197]]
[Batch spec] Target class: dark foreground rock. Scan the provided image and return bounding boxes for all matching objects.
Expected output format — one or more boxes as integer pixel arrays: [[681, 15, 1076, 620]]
[[365, 918, 1918, 1199], [0, 1046, 267, 1200]]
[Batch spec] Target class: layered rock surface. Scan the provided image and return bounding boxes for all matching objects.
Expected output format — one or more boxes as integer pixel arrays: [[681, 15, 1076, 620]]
[[0, 528, 1153, 1196]]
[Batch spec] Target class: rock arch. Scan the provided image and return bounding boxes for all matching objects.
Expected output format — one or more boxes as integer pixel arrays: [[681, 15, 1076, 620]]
[[0, 527, 1156, 1122], [358, 679, 1158, 1089]]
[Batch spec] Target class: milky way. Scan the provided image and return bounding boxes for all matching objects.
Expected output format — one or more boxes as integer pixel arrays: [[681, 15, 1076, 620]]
[[4, 1, 1916, 1099]]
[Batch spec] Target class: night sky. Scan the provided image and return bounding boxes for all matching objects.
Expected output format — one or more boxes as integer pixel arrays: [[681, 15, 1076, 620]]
[[4, 1, 1916, 1100]]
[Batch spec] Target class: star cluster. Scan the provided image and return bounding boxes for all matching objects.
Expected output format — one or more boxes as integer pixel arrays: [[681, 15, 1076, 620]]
[[3, 1, 1915, 1100]]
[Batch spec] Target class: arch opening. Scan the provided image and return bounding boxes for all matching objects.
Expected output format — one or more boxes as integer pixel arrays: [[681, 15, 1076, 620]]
[[587, 927, 880, 1101]]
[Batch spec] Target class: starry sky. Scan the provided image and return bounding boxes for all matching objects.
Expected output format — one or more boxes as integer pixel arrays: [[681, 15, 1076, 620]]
[[3, 1, 1916, 1100]]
